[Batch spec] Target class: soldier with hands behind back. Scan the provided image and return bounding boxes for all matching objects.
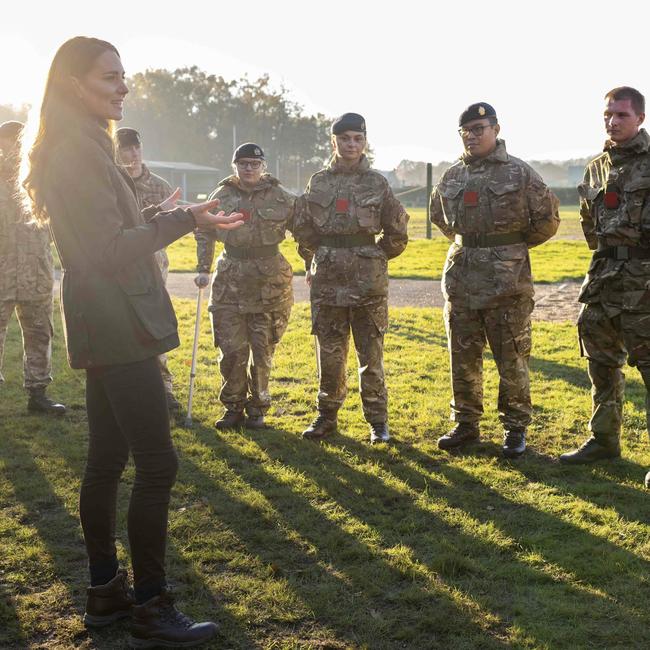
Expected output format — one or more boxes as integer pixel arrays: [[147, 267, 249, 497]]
[[195, 143, 295, 431], [294, 113, 409, 444], [560, 87, 650, 486], [430, 103, 559, 458], [0, 121, 65, 415]]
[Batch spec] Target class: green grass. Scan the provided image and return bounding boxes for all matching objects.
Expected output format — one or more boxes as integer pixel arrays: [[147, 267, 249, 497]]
[[2, 301, 650, 648], [168, 209, 591, 284]]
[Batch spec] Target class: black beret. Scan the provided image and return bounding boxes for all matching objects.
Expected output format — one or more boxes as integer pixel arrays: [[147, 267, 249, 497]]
[[331, 113, 366, 135], [0, 121, 24, 140], [458, 103, 497, 126], [232, 142, 265, 162], [115, 127, 141, 147]]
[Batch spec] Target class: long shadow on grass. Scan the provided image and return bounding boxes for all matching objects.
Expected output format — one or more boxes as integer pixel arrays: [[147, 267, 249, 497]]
[[183, 422, 511, 650], [244, 431, 650, 649], [0, 425, 85, 649], [355, 438, 650, 646], [21, 425, 257, 650]]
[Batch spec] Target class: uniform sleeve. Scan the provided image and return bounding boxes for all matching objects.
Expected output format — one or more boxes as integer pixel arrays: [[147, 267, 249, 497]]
[[377, 185, 409, 259], [194, 185, 224, 273], [47, 140, 194, 274], [429, 184, 455, 241], [292, 192, 319, 269], [578, 167, 598, 250], [524, 170, 560, 248]]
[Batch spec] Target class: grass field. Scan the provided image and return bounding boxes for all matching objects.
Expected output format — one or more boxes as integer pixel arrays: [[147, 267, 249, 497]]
[[166, 206, 591, 284], [2, 300, 650, 649]]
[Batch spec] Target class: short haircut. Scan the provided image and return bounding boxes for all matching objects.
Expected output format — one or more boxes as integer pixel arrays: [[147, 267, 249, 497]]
[[605, 86, 645, 115]]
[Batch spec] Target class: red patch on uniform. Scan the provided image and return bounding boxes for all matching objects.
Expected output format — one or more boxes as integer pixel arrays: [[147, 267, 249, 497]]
[[240, 209, 251, 221], [335, 198, 349, 213], [463, 191, 479, 207], [604, 192, 620, 209]]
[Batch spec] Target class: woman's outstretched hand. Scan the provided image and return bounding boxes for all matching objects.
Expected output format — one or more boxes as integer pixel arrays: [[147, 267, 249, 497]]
[[189, 198, 244, 230]]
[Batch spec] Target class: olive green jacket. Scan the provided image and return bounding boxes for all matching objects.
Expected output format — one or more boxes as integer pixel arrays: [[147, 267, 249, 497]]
[[43, 118, 195, 369]]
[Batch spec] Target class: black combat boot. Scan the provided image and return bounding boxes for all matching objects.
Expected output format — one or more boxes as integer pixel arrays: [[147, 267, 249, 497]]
[[27, 387, 66, 415], [369, 422, 390, 444], [245, 415, 266, 429], [437, 422, 480, 451], [502, 428, 526, 459], [302, 412, 338, 440], [83, 569, 134, 628], [128, 588, 218, 648], [559, 436, 621, 464], [215, 410, 245, 431]]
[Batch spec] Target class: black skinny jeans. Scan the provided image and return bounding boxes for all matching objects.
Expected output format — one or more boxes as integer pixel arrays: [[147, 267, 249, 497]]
[[80, 356, 178, 594]]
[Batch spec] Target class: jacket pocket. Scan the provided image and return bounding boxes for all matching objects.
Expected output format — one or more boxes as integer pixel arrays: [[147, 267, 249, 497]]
[[438, 181, 464, 228], [258, 196, 291, 244], [354, 189, 383, 230], [487, 180, 526, 229], [492, 244, 530, 295], [307, 190, 335, 228]]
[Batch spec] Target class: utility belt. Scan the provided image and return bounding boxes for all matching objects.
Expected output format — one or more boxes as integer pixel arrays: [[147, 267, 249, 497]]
[[593, 243, 650, 261], [318, 233, 376, 248], [454, 232, 525, 248], [224, 243, 279, 260]]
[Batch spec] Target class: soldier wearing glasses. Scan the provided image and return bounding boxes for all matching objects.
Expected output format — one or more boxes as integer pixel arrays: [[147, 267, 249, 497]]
[[194, 143, 295, 431], [430, 103, 559, 457], [560, 87, 650, 485]]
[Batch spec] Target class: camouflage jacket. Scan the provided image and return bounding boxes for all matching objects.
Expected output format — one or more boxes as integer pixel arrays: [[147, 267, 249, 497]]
[[0, 154, 53, 302], [294, 155, 409, 307], [131, 164, 172, 277], [430, 140, 559, 309], [195, 174, 295, 313], [578, 129, 650, 314]]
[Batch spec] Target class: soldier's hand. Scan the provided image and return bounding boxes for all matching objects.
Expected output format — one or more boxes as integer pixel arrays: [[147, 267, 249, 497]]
[[194, 273, 210, 288], [159, 187, 182, 212], [189, 199, 245, 230]]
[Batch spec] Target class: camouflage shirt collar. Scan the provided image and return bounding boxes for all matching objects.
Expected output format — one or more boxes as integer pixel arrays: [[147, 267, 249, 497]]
[[461, 139, 509, 165], [135, 164, 152, 183], [327, 154, 371, 174], [220, 173, 279, 193], [604, 128, 650, 159]]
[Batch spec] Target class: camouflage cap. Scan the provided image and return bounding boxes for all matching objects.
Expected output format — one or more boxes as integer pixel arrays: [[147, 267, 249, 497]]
[[331, 113, 366, 135], [459, 103, 497, 126], [115, 127, 141, 147], [0, 120, 24, 141], [233, 142, 265, 162]]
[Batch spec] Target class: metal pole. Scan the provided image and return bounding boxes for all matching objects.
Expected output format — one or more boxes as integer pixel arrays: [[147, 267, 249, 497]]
[[184, 287, 204, 427], [426, 162, 433, 240]]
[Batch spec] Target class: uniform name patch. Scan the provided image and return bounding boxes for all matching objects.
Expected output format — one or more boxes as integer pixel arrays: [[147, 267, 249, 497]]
[[463, 191, 479, 207], [604, 192, 620, 209], [335, 198, 349, 213]]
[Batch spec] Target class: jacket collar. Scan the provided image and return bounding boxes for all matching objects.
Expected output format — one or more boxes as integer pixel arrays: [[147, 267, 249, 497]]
[[461, 139, 509, 165], [604, 128, 650, 162], [327, 154, 371, 174], [219, 173, 279, 192]]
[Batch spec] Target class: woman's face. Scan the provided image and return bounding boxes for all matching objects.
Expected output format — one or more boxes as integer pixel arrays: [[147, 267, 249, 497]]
[[332, 131, 366, 163], [74, 50, 128, 121]]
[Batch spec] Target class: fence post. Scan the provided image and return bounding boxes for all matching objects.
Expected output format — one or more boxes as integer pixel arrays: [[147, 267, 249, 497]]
[[426, 162, 432, 240]]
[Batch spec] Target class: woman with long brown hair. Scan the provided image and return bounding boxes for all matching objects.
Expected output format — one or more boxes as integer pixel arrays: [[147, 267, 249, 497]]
[[21, 36, 242, 648]]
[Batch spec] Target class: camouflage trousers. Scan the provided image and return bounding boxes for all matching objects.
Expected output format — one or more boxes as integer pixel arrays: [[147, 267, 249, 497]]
[[578, 303, 650, 442], [0, 297, 53, 390], [210, 305, 291, 416], [311, 300, 388, 423], [444, 296, 534, 429]]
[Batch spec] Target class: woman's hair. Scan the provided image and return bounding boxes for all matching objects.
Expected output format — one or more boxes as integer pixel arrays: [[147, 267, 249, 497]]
[[20, 36, 120, 224]]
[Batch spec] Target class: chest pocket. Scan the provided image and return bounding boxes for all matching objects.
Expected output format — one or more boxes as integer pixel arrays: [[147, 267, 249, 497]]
[[307, 189, 336, 229], [487, 180, 526, 230], [623, 176, 650, 226], [354, 189, 384, 231], [258, 196, 291, 245], [438, 181, 464, 227]]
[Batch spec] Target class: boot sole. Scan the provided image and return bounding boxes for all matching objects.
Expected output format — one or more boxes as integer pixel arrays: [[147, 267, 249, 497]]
[[83, 609, 131, 627], [302, 429, 338, 441], [502, 448, 526, 459], [559, 454, 621, 465], [437, 437, 480, 451], [128, 632, 217, 648]]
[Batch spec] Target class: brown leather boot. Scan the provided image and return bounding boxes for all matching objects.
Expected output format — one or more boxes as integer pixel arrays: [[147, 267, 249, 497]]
[[215, 410, 245, 431], [83, 568, 134, 627], [128, 589, 218, 648], [437, 422, 480, 451]]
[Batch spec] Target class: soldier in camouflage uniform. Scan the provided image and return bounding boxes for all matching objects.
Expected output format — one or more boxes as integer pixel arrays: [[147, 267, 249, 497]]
[[430, 103, 559, 457], [115, 127, 179, 412], [294, 113, 409, 444], [560, 87, 650, 485], [0, 121, 65, 414], [194, 143, 294, 430]]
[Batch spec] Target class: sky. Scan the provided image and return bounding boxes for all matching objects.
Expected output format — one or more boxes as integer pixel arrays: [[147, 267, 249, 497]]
[[1, 0, 648, 169]]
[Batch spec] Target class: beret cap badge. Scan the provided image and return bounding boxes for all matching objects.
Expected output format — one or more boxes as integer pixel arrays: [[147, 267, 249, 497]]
[[478, 106, 486, 116]]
